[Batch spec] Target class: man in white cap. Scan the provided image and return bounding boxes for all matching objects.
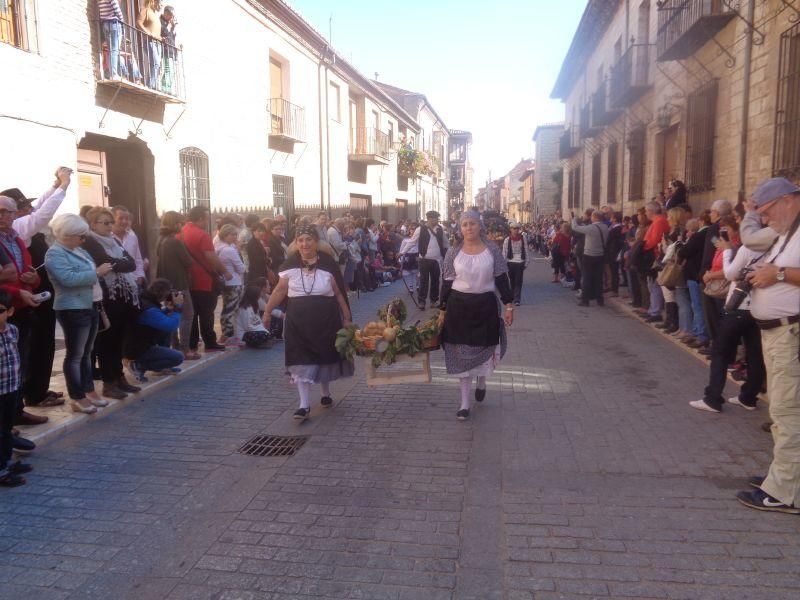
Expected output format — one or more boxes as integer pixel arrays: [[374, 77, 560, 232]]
[[736, 177, 800, 514]]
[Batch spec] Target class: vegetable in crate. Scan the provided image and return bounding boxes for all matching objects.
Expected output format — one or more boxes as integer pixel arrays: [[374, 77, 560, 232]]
[[378, 298, 407, 326]]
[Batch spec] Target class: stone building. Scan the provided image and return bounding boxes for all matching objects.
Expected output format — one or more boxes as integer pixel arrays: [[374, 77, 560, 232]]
[[0, 0, 464, 255], [551, 0, 800, 216], [532, 123, 564, 217]]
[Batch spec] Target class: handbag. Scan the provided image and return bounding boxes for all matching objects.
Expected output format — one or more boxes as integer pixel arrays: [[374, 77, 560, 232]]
[[703, 278, 730, 299], [657, 258, 685, 288]]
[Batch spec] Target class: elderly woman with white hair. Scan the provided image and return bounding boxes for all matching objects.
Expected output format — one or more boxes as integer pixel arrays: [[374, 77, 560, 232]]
[[44, 214, 113, 414], [438, 210, 514, 421]]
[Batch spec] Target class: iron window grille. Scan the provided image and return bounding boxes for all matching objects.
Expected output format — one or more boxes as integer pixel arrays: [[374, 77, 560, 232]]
[[591, 153, 602, 206], [607, 142, 619, 204], [272, 175, 295, 224], [773, 22, 800, 178], [685, 80, 718, 193], [627, 128, 646, 201], [568, 167, 582, 209], [179, 148, 211, 216]]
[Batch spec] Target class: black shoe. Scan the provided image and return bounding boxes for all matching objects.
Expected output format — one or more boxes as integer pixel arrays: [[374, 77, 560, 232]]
[[204, 344, 227, 352], [320, 396, 333, 408], [0, 471, 25, 487], [698, 348, 713, 356], [736, 489, 800, 514], [293, 408, 309, 421], [101, 384, 127, 400], [475, 388, 486, 403], [761, 421, 773, 433], [11, 435, 35, 454], [644, 315, 663, 323], [7, 461, 32, 475], [116, 379, 141, 394], [514, 301, 521, 307], [748, 475, 765, 489], [456, 409, 470, 421]]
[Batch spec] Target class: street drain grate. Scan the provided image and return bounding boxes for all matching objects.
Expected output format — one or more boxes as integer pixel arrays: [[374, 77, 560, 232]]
[[239, 435, 308, 457]]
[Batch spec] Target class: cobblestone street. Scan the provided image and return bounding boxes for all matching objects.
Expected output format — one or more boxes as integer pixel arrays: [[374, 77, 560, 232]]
[[1, 260, 798, 600]]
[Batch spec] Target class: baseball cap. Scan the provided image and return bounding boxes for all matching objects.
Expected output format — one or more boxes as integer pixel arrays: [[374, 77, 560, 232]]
[[752, 177, 800, 209]]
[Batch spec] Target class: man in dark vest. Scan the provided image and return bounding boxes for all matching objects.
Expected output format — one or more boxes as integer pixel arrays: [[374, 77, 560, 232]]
[[408, 210, 448, 309]]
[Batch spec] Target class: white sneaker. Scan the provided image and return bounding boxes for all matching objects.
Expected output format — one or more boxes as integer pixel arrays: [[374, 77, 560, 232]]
[[727, 396, 757, 411], [90, 397, 109, 407], [689, 399, 721, 413]]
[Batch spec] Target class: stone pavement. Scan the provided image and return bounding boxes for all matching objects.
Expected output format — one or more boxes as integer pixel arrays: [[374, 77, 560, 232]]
[[1, 258, 799, 600]]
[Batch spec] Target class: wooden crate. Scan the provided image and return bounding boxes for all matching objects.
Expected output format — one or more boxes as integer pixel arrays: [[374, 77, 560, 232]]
[[364, 352, 431, 386]]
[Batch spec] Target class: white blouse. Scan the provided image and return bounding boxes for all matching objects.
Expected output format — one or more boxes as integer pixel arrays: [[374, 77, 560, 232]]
[[451, 248, 495, 294], [280, 267, 336, 298]]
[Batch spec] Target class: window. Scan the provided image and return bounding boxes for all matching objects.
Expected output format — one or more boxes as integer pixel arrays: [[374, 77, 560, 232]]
[[773, 22, 800, 178], [179, 148, 210, 215], [388, 121, 394, 147], [591, 153, 602, 206], [568, 166, 581, 209], [607, 142, 619, 203], [685, 79, 718, 192], [349, 194, 371, 217], [1, 0, 37, 51], [628, 127, 646, 201], [272, 175, 295, 222], [395, 199, 408, 222], [329, 82, 341, 122]]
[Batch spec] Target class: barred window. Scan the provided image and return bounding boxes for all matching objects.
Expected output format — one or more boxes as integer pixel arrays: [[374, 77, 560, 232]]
[[568, 166, 582, 209], [591, 153, 602, 206], [607, 142, 619, 204], [272, 175, 295, 222], [628, 127, 646, 201], [685, 80, 718, 192], [0, 0, 37, 52], [773, 22, 800, 178], [179, 148, 210, 215]]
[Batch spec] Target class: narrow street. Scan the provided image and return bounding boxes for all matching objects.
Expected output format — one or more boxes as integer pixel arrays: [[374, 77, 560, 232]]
[[1, 259, 798, 600]]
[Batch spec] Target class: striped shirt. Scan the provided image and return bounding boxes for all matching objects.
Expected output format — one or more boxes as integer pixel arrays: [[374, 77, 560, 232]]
[[98, 0, 124, 22], [0, 324, 20, 395]]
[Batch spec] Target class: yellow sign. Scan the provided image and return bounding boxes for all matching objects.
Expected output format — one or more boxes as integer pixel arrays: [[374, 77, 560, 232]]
[[79, 175, 93, 187]]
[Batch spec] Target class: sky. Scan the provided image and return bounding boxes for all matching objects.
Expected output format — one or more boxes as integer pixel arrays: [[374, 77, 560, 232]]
[[289, 0, 586, 189]]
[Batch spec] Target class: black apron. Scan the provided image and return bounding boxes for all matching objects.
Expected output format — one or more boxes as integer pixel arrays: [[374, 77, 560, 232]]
[[442, 290, 501, 348]]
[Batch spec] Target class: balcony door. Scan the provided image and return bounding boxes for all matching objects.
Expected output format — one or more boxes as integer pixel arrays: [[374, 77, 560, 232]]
[[660, 124, 680, 194], [270, 57, 286, 135]]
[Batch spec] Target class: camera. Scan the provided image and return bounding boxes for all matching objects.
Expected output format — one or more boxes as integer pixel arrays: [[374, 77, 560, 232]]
[[724, 267, 754, 311]]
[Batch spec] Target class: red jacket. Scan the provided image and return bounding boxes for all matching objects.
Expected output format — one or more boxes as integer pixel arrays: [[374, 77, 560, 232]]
[[0, 233, 41, 308], [643, 215, 670, 254]]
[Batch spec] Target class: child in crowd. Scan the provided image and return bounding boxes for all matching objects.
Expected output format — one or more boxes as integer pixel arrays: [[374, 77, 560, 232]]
[[235, 286, 272, 349], [123, 279, 185, 382], [0, 291, 31, 487]]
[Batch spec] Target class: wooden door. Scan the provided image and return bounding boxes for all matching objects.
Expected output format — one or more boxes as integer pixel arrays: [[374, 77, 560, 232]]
[[77, 149, 108, 208], [661, 125, 680, 193]]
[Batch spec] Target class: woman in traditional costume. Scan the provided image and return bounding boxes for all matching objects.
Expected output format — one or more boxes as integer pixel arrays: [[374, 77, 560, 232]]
[[439, 211, 514, 421], [264, 225, 354, 420]]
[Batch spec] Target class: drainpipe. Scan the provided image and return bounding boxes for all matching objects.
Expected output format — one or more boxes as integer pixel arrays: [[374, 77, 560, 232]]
[[318, 46, 333, 216], [317, 48, 327, 213], [737, 0, 755, 203]]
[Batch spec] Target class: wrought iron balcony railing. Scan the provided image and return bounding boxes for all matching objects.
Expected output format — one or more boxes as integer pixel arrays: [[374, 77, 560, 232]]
[[656, 0, 735, 62], [559, 128, 581, 159], [95, 19, 184, 102], [590, 82, 621, 128], [349, 127, 390, 164], [610, 44, 653, 109], [269, 98, 306, 143], [580, 103, 601, 139]]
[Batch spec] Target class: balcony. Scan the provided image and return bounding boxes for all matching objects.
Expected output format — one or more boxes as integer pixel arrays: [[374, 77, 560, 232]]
[[349, 127, 390, 165], [580, 103, 601, 139], [95, 20, 184, 103], [590, 83, 621, 127], [610, 44, 653, 109], [559, 128, 581, 159], [269, 98, 306, 143], [656, 0, 736, 62]]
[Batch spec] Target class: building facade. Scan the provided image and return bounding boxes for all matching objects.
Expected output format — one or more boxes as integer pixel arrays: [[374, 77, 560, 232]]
[[447, 130, 473, 217], [532, 123, 564, 218], [552, 0, 800, 216], [0, 0, 464, 256]]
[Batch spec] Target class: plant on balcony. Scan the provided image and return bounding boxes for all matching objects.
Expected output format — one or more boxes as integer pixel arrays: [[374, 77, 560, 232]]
[[397, 145, 436, 179]]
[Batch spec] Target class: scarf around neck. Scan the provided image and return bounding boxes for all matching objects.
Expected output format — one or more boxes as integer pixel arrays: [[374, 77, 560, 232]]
[[87, 231, 140, 306]]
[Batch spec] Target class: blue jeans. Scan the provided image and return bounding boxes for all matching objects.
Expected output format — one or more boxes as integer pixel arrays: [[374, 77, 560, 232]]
[[647, 276, 664, 316], [148, 39, 163, 90], [102, 20, 122, 78], [674, 286, 692, 333], [137, 345, 183, 372], [687, 280, 708, 341], [56, 307, 99, 400]]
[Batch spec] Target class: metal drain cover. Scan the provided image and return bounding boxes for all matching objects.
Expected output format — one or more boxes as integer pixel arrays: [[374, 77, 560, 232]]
[[239, 434, 308, 457]]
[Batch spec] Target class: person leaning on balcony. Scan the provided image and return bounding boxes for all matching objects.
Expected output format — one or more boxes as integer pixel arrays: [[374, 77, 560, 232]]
[[160, 5, 177, 94], [98, 0, 125, 80], [734, 177, 800, 515], [137, 0, 163, 91]]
